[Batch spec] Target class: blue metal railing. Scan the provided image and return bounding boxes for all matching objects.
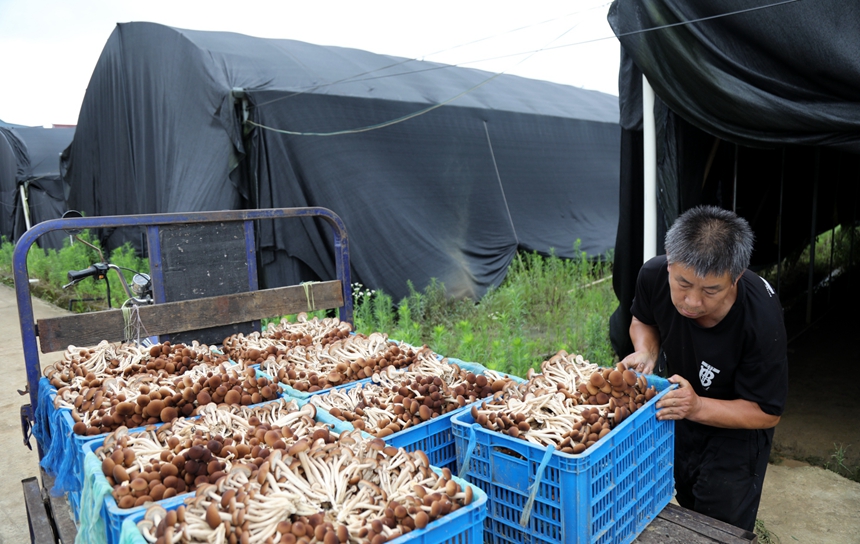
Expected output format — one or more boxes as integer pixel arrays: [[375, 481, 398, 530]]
[[13, 208, 352, 451]]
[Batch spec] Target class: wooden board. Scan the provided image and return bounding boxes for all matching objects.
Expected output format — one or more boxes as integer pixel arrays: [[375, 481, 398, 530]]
[[635, 503, 758, 544], [39, 469, 77, 543], [36, 281, 343, 352], [22, 476, 56, 544]]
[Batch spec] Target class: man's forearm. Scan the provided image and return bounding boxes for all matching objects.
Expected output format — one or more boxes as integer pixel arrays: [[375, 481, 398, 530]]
[[688, 397, 781, 429], [629, 317, 660, 363]]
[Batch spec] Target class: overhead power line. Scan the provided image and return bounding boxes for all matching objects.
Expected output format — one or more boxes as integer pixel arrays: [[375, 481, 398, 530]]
[[248, 0, 801, 137], [252, 2, 611, 110]]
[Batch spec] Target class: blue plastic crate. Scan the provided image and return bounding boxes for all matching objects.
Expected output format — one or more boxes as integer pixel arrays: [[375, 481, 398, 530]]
[[254, 338, 422, 402], [384, 406, 467, 473], [36, 380, 117, 520], [36, 379, 67, 477], [36, 379, 98, 522], [312, 360, 526, 472], [78, 443, 189, 544], [39, 361, 237, 496], [384, 361, 525, 472], [452, 376, 676, 544], [77, 397, 361, 544], [118, 470, 487, 544]]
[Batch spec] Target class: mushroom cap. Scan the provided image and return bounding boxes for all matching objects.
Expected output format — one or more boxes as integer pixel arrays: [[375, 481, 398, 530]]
[[268, 449, 283, 465], [445, 479, 459, 497], [414, 511, 430, 529], [300, 403, 317, 419], [206, 502, 221, 529], [143, 503, 167, 523], [230, 464, 253, 479], [589, 372, 606, 388], [414, 450, 430, 468], [622, 369, 638, 387], [129, 477, 148, 492]]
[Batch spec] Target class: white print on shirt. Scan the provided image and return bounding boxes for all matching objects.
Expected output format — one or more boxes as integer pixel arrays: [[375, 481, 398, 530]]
[[759, 276, 775, 297], [699, 361, 720, 389]]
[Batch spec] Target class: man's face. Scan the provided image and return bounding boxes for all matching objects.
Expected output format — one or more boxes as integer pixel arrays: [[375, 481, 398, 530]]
[[666, 261, 738, 325]]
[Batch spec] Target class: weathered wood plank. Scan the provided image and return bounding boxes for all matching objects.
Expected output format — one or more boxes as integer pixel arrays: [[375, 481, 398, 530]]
[[37, 281, 343, 352], [41, 469, 77, 543], [22, 476, 56, 544], [658, 504, 757, 543], [635, 503, 758, 544]]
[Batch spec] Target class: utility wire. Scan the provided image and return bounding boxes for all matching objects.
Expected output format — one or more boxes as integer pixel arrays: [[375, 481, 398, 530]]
[[538, 0, 800, 54], [251, 2, 610, 110], [330, 0, 801, 88], [417, 3, 610, 61], [247, 16, 581, 137], [248, 0, 800, 137]]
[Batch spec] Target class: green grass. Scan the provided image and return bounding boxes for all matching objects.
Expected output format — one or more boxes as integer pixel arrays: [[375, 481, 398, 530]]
[[0, 232, 149, 311], [350, 245, 618, 377], [755, 519, 781, 544], [825, 443, 859, 482], [759, 224, 859, 304]]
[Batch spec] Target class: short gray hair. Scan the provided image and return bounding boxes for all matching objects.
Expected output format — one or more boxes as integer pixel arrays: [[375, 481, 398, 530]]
[[664, 205, 754, 280]]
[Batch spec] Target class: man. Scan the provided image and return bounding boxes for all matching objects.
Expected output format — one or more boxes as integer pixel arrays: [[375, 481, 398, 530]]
[[621, 205, 788, 531]]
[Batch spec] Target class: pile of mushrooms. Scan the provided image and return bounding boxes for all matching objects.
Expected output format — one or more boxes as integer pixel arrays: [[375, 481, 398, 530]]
[[45, 340, 225, 389], [136, 433, 475, 543], [171, 365, 282, 410], [469, 351, 658, 454], [95, 400, 335, 508], [259, 333, 417, 394], [310, 348, 514, 438], [49, 341, 280, 436], [221, 313, 356, 366]]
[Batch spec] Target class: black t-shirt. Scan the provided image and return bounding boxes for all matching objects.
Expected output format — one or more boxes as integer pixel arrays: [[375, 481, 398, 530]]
[[631, 255, 788, 417]]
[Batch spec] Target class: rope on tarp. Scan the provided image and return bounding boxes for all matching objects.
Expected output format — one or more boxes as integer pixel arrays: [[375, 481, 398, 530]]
[[484, 120, 519, 246]]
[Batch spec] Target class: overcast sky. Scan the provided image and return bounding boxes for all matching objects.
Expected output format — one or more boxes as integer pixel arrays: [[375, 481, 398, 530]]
[[0, 0, 621, 128]]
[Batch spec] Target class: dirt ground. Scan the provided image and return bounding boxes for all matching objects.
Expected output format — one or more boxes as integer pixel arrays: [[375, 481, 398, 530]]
[[772, 283, 860, 470], [757, 462, 860, 544], [757, 277, 860, 543]]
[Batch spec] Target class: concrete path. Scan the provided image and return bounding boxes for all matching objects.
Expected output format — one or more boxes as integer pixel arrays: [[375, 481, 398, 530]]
[[0, 283, 71, 544], [759, 461, 860, 544]]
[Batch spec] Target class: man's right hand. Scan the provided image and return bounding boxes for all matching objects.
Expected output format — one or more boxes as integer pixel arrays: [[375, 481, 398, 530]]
[[625, 317, 661, 375], [620, 350, 657, 374]]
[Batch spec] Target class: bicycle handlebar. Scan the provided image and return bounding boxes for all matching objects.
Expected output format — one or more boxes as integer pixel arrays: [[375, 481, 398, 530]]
[[67, 263, 108, 282]]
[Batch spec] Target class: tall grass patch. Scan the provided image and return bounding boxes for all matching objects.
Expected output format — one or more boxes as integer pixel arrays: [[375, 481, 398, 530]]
[[352, 245, 618, 377], [759, 224, 859, 305], [0, 233, 149, 311]]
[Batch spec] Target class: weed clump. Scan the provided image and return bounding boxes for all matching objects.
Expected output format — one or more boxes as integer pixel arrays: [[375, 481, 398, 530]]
[[350, 244, 617, 377], [0, 232, 148, 311]]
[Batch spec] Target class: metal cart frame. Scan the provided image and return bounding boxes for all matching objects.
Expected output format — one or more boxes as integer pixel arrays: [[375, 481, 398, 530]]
[[12, 208, 353, 543]]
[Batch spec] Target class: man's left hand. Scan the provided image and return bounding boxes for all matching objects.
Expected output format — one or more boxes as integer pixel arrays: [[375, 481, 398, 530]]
[[656, 375, 701, 421]]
